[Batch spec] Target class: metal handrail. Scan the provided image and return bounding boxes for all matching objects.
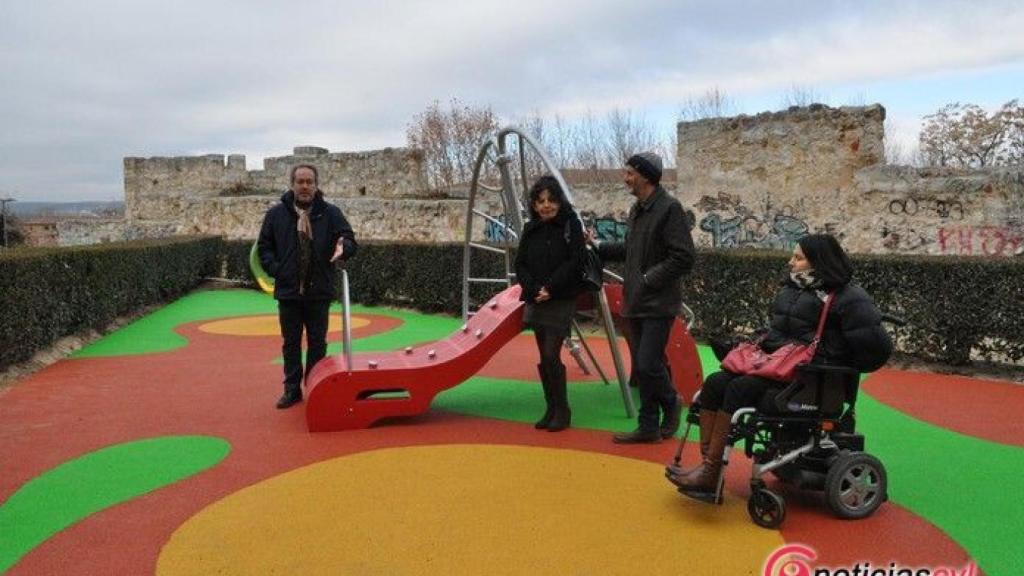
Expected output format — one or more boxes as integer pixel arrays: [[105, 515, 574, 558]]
[[341, 268, 353, 372]]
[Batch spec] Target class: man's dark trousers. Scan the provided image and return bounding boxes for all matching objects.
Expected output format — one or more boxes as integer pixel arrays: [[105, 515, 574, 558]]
[[278, 298, 331, 397], [628, 316, 677, 432]]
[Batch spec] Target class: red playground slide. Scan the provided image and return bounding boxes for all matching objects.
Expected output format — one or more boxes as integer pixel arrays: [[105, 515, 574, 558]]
[[305, 284, 702, 432]]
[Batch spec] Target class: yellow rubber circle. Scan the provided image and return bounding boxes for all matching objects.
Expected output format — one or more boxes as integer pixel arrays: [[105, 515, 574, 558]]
[[198, 315, 368, 336], [157, 444, 783, 575]]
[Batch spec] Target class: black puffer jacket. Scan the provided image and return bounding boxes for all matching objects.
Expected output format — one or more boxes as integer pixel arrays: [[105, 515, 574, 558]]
[[596, 187, 695, 317], [257, 190, 358, 301], [514, 210, 585, 303], [761, 281, 893, 372]]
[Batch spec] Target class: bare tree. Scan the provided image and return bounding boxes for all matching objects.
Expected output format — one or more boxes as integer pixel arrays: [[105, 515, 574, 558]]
[[509, 110, 550, 178], [571, 111, 607, 171], [781, 84, 826, 108], [662, 125, 678, 169], [919, 100, 1023, 168], [843, 91, 870, 107], [679, 87, 737, 121], [604, 108, 660, 166], [407, 99, 500, 190], [1004, 100, 1024, 166], [545, 114, 575, 169], [883, 118, 916, 166]]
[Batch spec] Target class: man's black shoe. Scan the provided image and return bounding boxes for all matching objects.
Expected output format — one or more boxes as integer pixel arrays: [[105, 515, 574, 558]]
[[275, 393, 302, 409], [660, 396, 683, 439], [612, 429, 662, 444]]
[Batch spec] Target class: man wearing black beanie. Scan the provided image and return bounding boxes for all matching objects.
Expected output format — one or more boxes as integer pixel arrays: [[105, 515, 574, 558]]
[[591, 151, 695, 443]]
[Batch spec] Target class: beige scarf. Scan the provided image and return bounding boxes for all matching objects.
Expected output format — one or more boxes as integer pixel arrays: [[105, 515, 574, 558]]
[[295, 202, 312, 295], [295, 204, 312, 240]]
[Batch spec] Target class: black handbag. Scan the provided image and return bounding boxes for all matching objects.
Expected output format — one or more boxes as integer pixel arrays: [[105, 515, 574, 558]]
[[579, 245, 603, 292], [565, 218, 603, 292]]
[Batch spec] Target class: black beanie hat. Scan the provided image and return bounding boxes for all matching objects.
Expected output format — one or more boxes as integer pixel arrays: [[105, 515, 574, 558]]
[[626, 152, 663, 185]]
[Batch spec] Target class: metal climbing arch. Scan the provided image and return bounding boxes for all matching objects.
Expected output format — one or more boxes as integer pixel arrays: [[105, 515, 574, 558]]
[[459, 127, 637, 417]]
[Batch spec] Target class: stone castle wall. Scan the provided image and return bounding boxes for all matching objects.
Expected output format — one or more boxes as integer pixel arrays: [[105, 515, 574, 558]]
[[36, 105, 1014, 256], [21, 218, 125, 247], [124, 146, 429, 236], [677, 104, 1023, 256], [852, 166, 1024, 257]]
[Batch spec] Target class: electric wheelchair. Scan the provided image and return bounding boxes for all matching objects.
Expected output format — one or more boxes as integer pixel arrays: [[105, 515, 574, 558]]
[[666, 361, 889, 529]]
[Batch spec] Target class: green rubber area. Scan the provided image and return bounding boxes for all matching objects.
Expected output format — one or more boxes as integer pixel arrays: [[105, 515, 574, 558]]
[[856, 394, 1024, 576], [72, 289, 458, 359], [436, 377, 668, 434], [73, 290, 278, 358], [279, 308, 463, 365], [435, 342, 720, 437], [0, 436, 230, 573], [329, 308, 462, 352]]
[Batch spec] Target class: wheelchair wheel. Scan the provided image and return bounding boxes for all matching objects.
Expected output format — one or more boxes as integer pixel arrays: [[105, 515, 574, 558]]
[[825, 452, 887, 519], [747, 489, 786, 529]]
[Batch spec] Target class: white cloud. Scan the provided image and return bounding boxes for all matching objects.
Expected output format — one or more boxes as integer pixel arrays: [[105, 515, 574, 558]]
[[1, 0, 1021, 200]]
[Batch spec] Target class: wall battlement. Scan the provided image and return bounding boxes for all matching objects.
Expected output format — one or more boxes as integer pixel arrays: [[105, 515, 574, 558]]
[[124, 146, 428, 229], [677, 104, 1022, 256], [79, 105, 1020, 258]]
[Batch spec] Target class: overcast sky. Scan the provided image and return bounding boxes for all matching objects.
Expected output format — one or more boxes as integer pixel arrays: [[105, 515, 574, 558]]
[[2, 0, 1022, 202]]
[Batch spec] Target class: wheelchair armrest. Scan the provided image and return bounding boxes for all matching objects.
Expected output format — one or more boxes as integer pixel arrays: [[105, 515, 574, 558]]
[[770, 380, 811, 413], [794, 363, 860, 377], [772, 364, 860, 416]]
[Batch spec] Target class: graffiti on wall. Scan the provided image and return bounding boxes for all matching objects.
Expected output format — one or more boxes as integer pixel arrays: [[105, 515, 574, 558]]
[[696, 191, 809, 249], [579, 211, 629, 242], [882, 190, 1024, 256], [482, 214, 514, 243], [480, 211, 631, 244], [880, 226, 931, 252], [887, 196, 965, 221], [938, 226, 1024, 257]]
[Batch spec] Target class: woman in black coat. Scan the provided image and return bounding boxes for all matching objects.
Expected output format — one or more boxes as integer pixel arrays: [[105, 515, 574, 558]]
[[514, 175, 585, 432], [668, 234, 893, 495]]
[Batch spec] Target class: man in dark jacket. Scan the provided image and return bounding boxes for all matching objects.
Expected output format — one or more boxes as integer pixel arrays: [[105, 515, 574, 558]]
[[593, 152, 696, 443], [258, 164, 358, 409]]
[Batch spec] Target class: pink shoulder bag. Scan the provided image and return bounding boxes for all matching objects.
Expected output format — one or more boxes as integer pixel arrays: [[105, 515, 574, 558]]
[[720, 292, 834, 382]]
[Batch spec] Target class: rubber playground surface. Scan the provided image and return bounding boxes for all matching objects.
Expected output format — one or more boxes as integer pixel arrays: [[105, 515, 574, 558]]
[[1, 288, 1022, 575]]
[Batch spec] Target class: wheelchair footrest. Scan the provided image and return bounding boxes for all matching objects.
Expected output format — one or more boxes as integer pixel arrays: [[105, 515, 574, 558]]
[[677, 486, 719, 504]]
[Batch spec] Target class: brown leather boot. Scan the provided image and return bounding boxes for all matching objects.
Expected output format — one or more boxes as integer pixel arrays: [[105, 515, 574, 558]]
[[670, 411, 732, 493], [686, 410, 719, 477], [667, 409, 717, 477]]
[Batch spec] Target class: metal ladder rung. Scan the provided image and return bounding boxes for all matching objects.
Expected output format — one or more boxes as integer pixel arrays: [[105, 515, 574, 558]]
[[469, 242, 506, 255], [472, 209, 519, 240]]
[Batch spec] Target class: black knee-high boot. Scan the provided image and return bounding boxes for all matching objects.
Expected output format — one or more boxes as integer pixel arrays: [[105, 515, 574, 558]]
[[546, 363, 571, 432], [535, 364, 555, 429]]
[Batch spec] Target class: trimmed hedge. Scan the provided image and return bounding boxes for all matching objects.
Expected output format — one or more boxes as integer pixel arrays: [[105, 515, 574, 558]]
[[226, 239, 507, 314], [0, 236, 222, 371], [682, 250, 1024, 366], [8, 238, 1013, 371], [223, 240, 1023, 367]]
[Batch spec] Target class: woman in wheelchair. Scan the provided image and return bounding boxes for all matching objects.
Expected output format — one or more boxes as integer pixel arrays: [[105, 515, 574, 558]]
[[667, 234, 893, 497]]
